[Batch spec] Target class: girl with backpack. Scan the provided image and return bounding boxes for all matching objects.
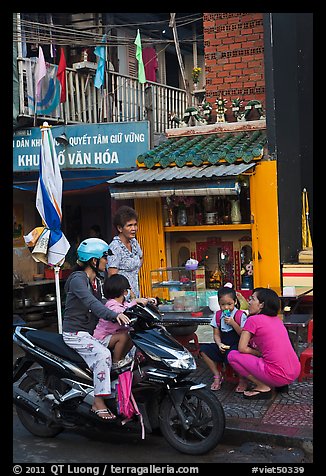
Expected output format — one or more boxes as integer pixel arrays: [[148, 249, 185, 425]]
[[199, 285, 248, 392]]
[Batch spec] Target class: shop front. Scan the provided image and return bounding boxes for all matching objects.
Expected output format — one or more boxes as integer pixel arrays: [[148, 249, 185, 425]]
[[107, 120, 281, 303], [13, 121, 150, 324]]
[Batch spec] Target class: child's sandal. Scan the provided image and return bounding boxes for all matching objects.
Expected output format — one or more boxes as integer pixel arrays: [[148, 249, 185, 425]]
[[210, 375, 224, 391]]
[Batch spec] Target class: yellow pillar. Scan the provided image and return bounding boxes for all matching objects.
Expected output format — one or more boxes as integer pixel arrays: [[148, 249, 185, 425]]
[[134, 197, 168, 298], [250, 160, 281, 293]]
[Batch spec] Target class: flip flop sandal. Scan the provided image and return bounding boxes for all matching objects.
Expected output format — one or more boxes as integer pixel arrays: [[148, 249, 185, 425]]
[[210, 375, 224, 391], [243, 389, 273, 400], [235, 383, 248, 393], [91, 408, 117, 420]]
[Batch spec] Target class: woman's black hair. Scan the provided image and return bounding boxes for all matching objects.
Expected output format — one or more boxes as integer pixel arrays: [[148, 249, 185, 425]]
[[72, 261, 86, 272], [217, 286, 240, 308], [253, 287, 280, 316], [103, 274, 131, 299], [113, 206, 138, 230]]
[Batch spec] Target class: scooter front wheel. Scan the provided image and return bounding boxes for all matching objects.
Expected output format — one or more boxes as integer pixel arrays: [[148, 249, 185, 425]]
[[159, 387, 225, 455]]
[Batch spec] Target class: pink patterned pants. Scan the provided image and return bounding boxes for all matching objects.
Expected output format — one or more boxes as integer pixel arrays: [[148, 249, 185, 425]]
[[63, 331, 112, 396]]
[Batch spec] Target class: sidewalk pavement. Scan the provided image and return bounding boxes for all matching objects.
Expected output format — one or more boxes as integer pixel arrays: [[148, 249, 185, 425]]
[[13, 321, 313, 462], [192, 356, 313, 460], [193, 324, 313, 461]]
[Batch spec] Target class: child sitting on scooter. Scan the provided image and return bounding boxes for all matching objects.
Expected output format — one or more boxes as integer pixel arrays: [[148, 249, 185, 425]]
[[93, 274, 155, 369]]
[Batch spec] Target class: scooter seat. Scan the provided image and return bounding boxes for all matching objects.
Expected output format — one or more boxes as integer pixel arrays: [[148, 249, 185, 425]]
[[25, 330, 87, 367]]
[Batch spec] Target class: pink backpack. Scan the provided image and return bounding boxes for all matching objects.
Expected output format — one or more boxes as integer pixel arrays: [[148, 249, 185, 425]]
[[214, 309, 244, 328], [116, 361, 145, 439]]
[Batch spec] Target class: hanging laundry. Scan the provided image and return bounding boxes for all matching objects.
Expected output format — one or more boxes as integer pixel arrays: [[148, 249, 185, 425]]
[[142, 47, 158, 82], [30, 60, 60, 115], [134, 30, 146, 84], [57, 48, 66, 103], [94, 35, 107, 89], [34, 46, 47, 100]]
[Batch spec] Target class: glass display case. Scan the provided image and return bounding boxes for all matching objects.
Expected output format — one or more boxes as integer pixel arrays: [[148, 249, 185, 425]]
[[150, 266, 206, 313]]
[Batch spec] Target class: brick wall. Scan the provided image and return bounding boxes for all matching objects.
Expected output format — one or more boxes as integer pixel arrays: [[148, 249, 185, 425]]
[[203, 13, 265, 122]]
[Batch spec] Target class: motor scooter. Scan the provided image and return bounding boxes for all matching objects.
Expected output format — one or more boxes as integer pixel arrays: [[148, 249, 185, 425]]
[[13, 302, 225, 455]]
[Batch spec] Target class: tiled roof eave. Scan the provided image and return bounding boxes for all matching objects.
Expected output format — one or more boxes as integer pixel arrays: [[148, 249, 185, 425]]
[[137, 128, 267, 169], [108, 162, 256, 186], [136, 155, 263, 169]]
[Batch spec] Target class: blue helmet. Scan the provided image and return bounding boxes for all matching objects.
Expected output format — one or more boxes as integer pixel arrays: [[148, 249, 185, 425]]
[[77, 238, 110, 262]]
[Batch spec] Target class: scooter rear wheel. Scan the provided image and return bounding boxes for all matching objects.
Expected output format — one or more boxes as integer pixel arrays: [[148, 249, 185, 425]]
[[159, 387, 225, 455], [15, 372, 64, 438]]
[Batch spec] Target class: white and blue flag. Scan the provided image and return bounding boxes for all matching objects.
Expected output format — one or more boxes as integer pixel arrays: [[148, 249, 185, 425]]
[[24, 122, 70, 266]]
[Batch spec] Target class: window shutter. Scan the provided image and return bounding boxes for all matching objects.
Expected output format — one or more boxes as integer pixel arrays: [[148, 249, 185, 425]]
[[128, 43, 137, 78]]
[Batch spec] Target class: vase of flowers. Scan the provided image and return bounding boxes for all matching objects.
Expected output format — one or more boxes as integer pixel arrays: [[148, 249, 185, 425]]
[[241, 261, 253, 290], [192, 67, 202, 88], [177, 204, 187, 226]]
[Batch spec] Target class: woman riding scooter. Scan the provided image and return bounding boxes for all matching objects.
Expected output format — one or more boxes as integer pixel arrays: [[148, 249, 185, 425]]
[[62, 238, 130, 420]]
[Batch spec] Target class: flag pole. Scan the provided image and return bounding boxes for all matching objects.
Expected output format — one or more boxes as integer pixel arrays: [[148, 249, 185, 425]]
[[304, 189, 308, 248], [34, 98, 37, 126], [54, 265, 63, 333]]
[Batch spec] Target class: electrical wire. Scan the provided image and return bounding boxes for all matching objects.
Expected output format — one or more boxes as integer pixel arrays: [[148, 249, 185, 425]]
[[13, 14, 204, 48], [13, 13, 203, 118]]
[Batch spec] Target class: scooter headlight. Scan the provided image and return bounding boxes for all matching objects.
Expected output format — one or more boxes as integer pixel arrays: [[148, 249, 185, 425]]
[[159, 346, 196, 370]]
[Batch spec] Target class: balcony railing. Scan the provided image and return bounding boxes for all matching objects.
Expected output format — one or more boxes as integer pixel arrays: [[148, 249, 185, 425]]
[[17, 58, 189, 134]]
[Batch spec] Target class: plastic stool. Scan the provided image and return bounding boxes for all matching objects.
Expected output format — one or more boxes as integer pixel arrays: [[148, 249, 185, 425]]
[[298, 346, 313, 381], [298, 319, 313, 382], [216, 362, 239, 383], [175, 333, 200, 356]]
